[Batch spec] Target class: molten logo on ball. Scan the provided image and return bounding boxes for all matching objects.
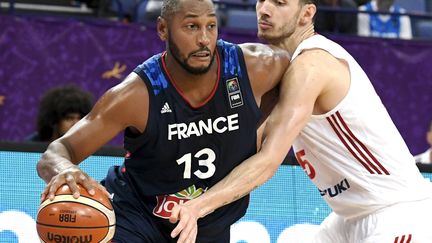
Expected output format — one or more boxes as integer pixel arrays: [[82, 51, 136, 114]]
[[47, 232, 92, 243]]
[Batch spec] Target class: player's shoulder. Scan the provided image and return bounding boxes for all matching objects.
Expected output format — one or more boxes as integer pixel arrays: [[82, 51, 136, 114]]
[[292, 48, 339, 70], [238, 43, 290, 97], [105, 72, 149, 104], [114, 72, 146, 90], [287, 48, 348, 91], [239, 43, 290, 71], [239, 42, 269, 53], [240, 43, 289, 58], [102, 72, 149, 131]]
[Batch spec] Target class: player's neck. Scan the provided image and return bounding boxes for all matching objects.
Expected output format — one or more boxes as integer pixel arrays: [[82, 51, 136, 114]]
[[164, 53, 219, 105], [276, 24, 315, 56]]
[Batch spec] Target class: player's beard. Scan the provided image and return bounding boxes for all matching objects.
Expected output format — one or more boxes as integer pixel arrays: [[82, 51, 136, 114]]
[[168, 34, 215, 75], [257, 9, 301, 45]]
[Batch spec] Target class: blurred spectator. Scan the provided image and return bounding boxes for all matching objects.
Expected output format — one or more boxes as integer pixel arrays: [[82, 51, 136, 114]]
[[357, 0, 412, 39], [314, 0, 358, 34], [414, 121, 432, 164], [141, 0, 163, 22], [108, 0, 140, 23], [26, 85, 94, 143], [71, 0, 99, 8], [355, 0, 370, 6]]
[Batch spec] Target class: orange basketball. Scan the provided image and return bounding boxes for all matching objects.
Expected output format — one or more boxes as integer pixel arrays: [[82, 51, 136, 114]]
[[36, 184, 115, 243]]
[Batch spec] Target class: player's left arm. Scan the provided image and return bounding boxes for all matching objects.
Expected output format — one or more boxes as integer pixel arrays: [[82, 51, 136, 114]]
[[169, 49, 335, 243], [239, 43, 289, 148]]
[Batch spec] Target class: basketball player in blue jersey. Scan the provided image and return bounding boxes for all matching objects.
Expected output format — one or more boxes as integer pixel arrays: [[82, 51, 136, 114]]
[[37, 0, 291, 242], [171, 0, 432, 242]]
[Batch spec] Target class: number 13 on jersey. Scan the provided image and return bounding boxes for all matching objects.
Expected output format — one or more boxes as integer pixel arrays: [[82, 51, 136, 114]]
[[176, 148, 216, 179]]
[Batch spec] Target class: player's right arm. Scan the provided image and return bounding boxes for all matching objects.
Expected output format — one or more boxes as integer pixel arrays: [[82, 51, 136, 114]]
[[37, 72, 149, 201], [169, 48, 351, 242]]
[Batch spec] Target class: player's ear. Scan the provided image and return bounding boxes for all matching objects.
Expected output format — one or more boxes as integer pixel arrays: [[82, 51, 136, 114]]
[[299, 3, 316, 25], [157, 16, 168, 41]]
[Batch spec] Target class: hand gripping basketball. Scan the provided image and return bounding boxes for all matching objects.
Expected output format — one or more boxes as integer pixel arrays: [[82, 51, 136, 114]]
[[37, 184, 116, 243]]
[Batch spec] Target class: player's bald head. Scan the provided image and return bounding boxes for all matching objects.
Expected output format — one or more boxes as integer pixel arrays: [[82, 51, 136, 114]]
[[161, 0, 215, 21], [161, 0, 181, 19]]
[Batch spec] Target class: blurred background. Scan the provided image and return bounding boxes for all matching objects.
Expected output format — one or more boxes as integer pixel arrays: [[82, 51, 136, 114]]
[[0, 0, 431, 152], [0, 1, 431, 242]]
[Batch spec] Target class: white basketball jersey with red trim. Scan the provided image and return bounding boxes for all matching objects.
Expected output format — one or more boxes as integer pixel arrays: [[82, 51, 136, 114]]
[[291, 35, 432, 219]]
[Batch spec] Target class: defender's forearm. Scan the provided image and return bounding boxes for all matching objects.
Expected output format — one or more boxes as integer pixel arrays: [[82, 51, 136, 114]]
[[190, 152, 279, 218]]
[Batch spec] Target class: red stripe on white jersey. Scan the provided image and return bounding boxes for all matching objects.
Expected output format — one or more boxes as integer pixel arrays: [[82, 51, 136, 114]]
[[326, 116, 375, 174], [335, 112, 390, 175], [329, 115, 381, 174], [327, 112, 390, 175]]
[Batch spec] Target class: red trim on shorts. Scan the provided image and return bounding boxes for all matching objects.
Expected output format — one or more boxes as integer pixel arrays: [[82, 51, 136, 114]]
[[394, 234, 412, 243], [327, 111, 390, 175], [407, 234, 412, 243], [161, 49, 221, 109]]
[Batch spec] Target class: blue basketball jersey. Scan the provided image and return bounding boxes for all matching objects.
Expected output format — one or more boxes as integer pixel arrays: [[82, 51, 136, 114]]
[[119, 39, 261, 235], [366, 2, 402, 38]]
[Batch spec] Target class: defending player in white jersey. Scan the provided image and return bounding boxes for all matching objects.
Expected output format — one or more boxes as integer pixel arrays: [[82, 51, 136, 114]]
[[168, 0, 432, 242]]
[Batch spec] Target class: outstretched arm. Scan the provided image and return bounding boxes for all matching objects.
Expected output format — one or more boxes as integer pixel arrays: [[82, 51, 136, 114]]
[[169, 49, 342, 243], [38, 73, 149, 200]]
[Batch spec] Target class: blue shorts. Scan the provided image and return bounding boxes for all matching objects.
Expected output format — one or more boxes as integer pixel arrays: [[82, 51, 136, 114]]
[[101, 166, 230, 243]]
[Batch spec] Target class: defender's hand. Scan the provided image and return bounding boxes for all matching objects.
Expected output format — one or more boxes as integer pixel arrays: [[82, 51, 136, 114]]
[[170, 202, 200, 243]]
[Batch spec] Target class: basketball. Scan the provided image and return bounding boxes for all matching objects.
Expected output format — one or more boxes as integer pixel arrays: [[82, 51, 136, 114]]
[[36, 184, 115, 243]]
